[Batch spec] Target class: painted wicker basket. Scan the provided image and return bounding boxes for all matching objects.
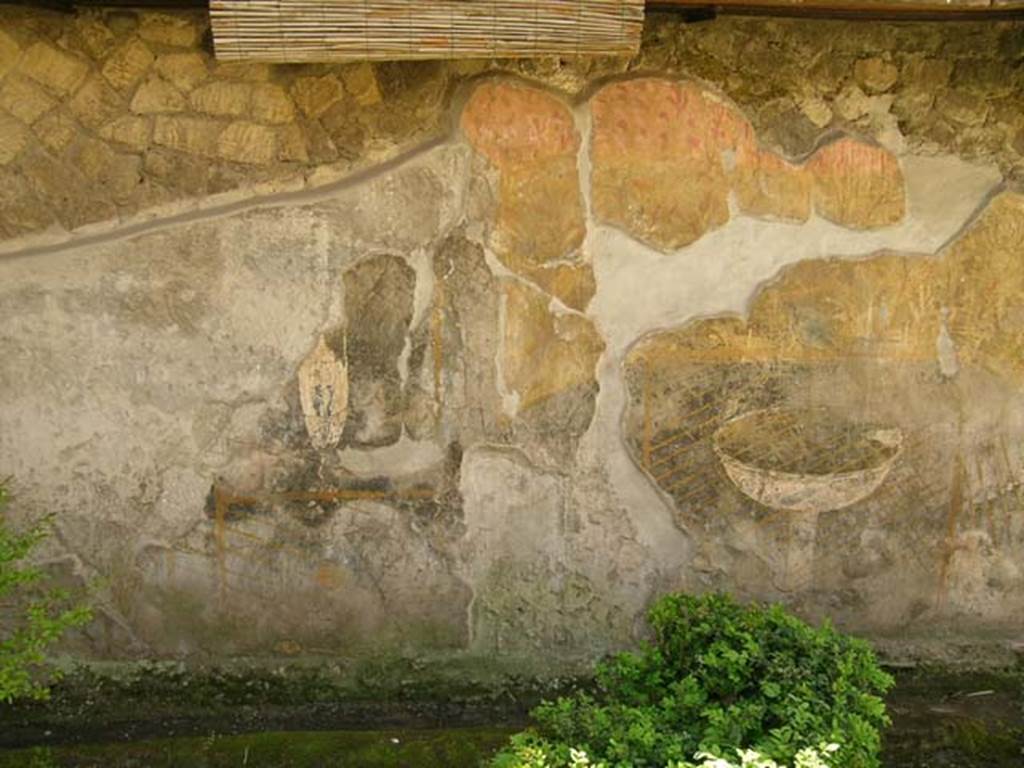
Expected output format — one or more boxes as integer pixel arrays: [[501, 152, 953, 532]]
[[712, 407, 903, 513]]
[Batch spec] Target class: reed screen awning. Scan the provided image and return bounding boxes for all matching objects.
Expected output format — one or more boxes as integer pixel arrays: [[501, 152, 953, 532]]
[[210, 0, 646, 62]]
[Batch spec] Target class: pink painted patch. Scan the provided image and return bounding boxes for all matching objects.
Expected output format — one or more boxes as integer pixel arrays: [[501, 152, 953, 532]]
[[461, 81, 578, 167]]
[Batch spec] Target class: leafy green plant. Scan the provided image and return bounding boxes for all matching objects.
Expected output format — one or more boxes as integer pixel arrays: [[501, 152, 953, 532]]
[[0, 481, 92, 703], [492, 593, 893, 768]]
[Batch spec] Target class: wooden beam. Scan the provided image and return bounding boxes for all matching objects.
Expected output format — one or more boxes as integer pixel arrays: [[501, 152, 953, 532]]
[[7, 0, 1023, 19], [649, 0, 1024, 19]]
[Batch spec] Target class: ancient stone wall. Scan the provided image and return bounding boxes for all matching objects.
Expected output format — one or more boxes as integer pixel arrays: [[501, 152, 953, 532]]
[[1, 8, 1023, 668], [1, 8, 1022, 246]]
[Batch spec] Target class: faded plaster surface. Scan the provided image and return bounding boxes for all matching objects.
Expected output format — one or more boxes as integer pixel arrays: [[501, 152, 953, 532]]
[[1, 66, 1022, 669]]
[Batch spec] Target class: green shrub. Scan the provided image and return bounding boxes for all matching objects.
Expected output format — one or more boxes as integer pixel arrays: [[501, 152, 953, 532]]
[[492, 593, 893, 768], [0, 481, 92, 703]]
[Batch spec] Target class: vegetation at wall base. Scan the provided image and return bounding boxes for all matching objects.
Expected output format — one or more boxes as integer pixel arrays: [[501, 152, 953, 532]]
[[0, 481, 92, 704], [491, 592, 894, 768]]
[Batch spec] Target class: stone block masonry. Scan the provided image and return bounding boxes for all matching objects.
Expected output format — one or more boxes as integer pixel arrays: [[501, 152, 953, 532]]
[[0, 8, 1021, 245]]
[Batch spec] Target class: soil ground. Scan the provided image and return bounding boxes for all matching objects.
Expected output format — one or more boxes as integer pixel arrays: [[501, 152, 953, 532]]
[[0, 668, 1019, 767]]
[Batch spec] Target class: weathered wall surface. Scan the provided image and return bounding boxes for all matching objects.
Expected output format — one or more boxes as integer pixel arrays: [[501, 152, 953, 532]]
[[1, 9, 1023, 668], [0, 7, 1022, 247]]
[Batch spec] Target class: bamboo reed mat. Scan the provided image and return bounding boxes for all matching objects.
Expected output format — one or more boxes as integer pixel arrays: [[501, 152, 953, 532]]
[[211, 0, 645, 62]]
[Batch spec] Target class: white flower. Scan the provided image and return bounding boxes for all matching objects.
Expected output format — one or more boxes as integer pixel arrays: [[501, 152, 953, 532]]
[[569, 748, 591, 768], [673, 744, 836, 768]]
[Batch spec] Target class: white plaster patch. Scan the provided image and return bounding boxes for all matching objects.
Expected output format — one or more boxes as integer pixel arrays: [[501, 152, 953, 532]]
[[901, 155, 1003, 248], [588, 153, 1001, 357], [936, 307, 960, 379], [459, 446, 566, 559], [457, 446, 567, 650], [407, 246, 435, 331], [575, 350, 694, 568], [336, 434, 444, 475], [492, 275, 521, 419]]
